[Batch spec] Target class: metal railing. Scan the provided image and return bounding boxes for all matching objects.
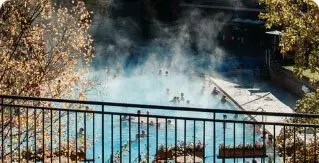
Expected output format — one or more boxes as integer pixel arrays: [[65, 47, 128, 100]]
[[0, 95, 318, 162]]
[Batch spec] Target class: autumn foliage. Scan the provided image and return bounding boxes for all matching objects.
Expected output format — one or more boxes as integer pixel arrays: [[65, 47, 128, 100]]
[[0, 0, 94, 161]]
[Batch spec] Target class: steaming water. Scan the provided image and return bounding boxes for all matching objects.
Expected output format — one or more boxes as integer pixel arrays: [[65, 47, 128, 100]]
[[80, 68, 263, 163]]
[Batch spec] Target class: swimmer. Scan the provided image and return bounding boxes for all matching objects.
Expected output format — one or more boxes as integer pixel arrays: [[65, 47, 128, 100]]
[[150, 121, 154, 126], [176, 97, 180, 103], [170, 97, 177, 103], [79, 128, 84, 135], [159, 70, 162, 76], [121, 115, 128, 121], [186, 100, 190, 104], [211, 87, 219, 95], [180, 93, 185, 101], [165, 71, 168, 76], [221, 95, 227, 103], [141, 130, 147, 137], [167, 120, 172, 124], [137, 110, 141, 115]]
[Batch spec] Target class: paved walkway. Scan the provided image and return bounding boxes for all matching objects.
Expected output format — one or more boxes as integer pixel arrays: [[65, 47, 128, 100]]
[[208, 77, 296, 136]]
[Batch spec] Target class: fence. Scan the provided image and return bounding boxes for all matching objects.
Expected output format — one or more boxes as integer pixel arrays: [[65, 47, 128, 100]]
[[0, 95, 318, 162]]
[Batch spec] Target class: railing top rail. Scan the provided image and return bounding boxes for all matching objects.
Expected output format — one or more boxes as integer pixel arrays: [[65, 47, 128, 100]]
[[2, 103, 319, 128], [1, 94, 318, 119]]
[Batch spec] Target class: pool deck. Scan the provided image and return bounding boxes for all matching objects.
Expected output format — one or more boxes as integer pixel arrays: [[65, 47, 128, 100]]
[[208, 77, 295, 137]]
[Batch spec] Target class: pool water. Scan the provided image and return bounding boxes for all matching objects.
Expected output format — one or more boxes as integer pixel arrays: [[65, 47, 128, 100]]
[[82, 70, 262, 163]]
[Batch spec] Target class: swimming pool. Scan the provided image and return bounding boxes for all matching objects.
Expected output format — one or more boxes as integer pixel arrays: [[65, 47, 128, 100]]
[[83, 68, 263, 162]]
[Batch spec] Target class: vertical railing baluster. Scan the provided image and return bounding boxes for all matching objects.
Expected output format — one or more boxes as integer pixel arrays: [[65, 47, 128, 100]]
[[75, 112, 78, 163], [10, 106, 12, 162], [213, 112, 216, 163], [18, 107, 21, 163], [203, 120, 206, 163], [293, 126, 296, 162], [58, 110, 61, 162], [253, 124, 256, 162], [243, 123, 245, 163], [84, 112, 87, 162], [129, 115, 131, 163], [92, 113, 95, 162], [137, 113, 140, 162], [67, 110, 70, 163], [101, 105, 104, 162], [314, 127, 317, 162], [1, 97, 3, 163], [42, 108, 45, 162], [111, 114, 114, 162], [262, 124, 265, 163], [165, 118, 168, 162], [223, 120, 226, 163], [147, 114, 149, 162], [194, 120, 196, 163], [184, 120, 186, 163], [175, 119, 177, 163], [34, 109, 36, 163], [119, 115, 122, 163], [50, 110, 52, 163], [273, 125, 276, 162], [156, 117, 158, 162], [233, 122, 235, 163]]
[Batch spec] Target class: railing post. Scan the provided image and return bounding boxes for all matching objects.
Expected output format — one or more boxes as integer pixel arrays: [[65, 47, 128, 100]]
[[101, 105, 105, 162], [1, 97, 3, 162]]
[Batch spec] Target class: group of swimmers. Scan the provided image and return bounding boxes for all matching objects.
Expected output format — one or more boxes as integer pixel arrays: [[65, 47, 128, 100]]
[[168, 86, 227, 105], [158, 70, 169, 76], [170, 92, 190, 104], [210, 86, 228, 103]]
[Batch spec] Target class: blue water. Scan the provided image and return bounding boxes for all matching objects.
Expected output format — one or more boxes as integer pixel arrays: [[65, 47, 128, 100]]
[[80, 70, 264, 163]]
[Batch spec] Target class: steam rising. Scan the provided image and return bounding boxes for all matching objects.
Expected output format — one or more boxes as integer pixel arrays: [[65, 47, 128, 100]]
[[88, 6, 234, 109]]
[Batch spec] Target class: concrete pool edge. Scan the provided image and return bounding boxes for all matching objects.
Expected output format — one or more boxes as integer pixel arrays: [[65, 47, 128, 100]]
[[208, 76, 296, 137]]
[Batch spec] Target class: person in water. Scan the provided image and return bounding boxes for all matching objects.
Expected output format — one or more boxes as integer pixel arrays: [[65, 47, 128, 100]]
[[141, 130, 147, 137], [170, 97, 177, 103], [79, 128, 84, 135], [158, 70, 162, 76], [186, 100, 190, 104], [180, 93, 185, 101], [176, 97, 180, 103], [211, 87, 219, 95], [121, 115, 129, 121], [221, 95, 227, 103], [165, 71, 168, 76]]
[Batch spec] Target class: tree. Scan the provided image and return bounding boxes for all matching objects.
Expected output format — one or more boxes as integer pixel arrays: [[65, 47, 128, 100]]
[[259, 0, 319, 162], [260, 0, 319, 78], [0, 0, 94, 161]]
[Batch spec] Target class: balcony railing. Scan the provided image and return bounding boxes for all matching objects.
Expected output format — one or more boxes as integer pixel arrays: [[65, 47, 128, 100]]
[[0, 95, 318, 162]]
